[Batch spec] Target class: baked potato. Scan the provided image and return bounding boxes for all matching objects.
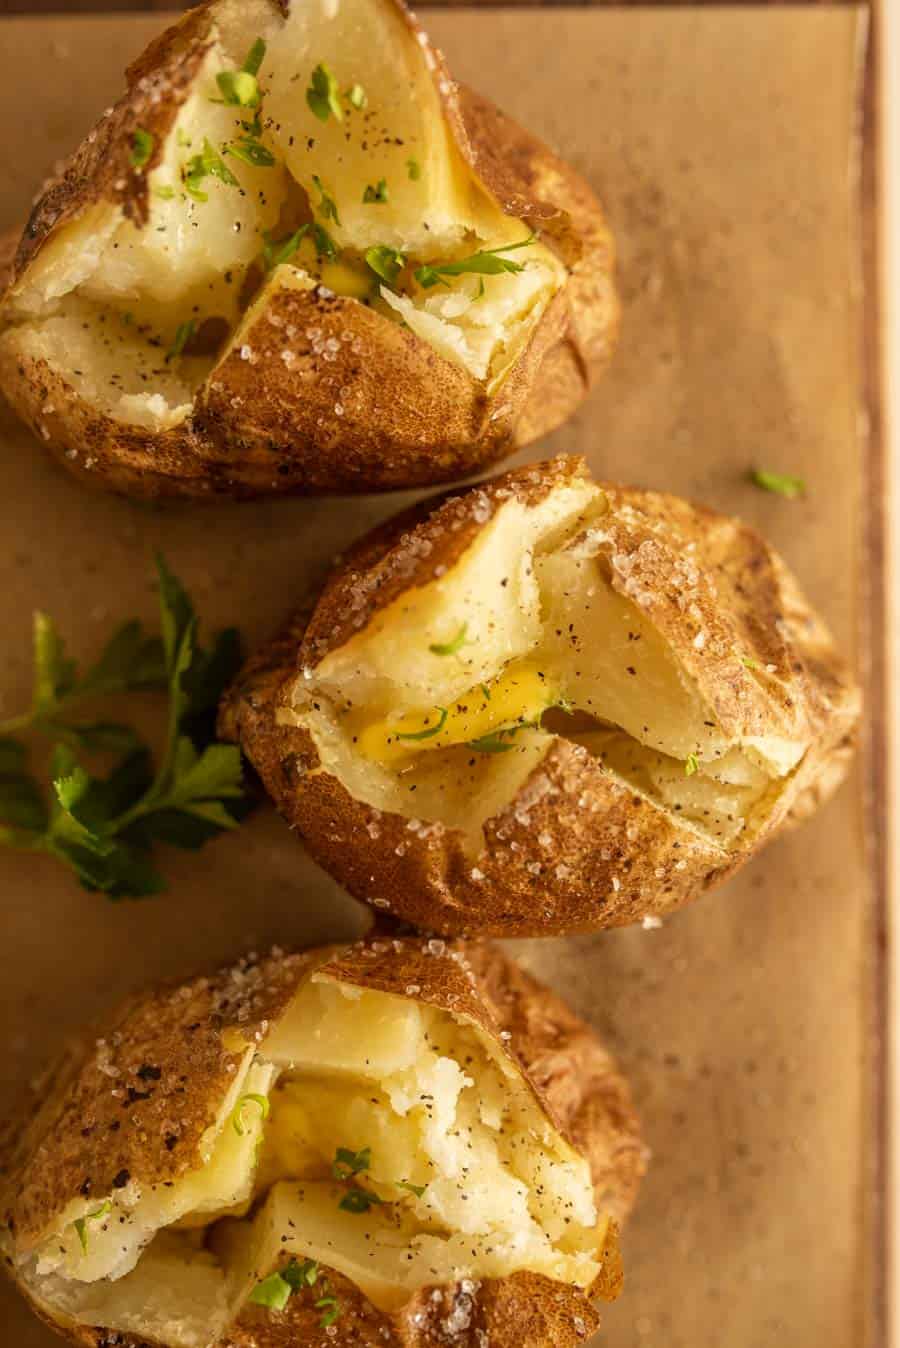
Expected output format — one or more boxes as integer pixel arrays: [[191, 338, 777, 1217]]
[[220, 455, 861, 936], [0, 938, 643, 1348], [0, 0, 616, 500]]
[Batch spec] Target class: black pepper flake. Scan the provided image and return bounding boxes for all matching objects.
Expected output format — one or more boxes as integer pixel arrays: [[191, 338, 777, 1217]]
[[137, 1064, 161, 1081], [112, 1169, 131, 1189]]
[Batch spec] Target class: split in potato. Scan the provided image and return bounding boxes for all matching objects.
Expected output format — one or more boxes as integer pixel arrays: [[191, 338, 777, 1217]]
[[0, 940, 641, 1348], [0, 0, 616, 498], [221, 455, 861, 936]]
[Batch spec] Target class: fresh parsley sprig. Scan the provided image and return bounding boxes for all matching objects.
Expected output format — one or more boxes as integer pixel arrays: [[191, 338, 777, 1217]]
[[0, 557, 247, 899]]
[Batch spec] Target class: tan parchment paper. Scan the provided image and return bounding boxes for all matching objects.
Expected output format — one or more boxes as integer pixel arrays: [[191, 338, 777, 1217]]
[[0, 8, 872, 1347]]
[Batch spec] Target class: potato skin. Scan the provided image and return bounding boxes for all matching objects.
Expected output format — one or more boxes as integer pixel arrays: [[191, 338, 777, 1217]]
[[0, 2, 617, 501], [219, 456, 861, 937], [0, 939, 642, 1348]]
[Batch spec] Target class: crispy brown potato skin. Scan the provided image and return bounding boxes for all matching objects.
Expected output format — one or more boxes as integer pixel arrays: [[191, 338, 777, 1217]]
[[0, 4, 617, 500], [0, 940, 642, 1348], [219, 456, 861, 937]]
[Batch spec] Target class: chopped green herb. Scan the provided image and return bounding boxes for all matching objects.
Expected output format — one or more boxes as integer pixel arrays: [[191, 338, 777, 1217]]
[[467, 729, 519, 754], [396, 707, 448, 742], [346, 83, 367, 110], [429, 624, 468, 657], [215, 38, 266, 107], [249, 1271, 293, 1311], [748, 469, 805, 499], [332, 1146, 371, 1180], [183, 138, 239, 201], [415, 234, 536, 289], [363, 178, 389, 204], [153, 184, 176, 200], [225, 134, 275, 168], [166, 320, 195, 363], [176, 127, 192, 148], [312, 223, 339, 261], [741, 656, 760, 670], [262, 226, 310, 270], [307, 62, 343, 122], [282, 1258, 320, 1292], [130, 128, 154, 170], [339, 1186, 384, 1214], [406, 157, 421, 181], [232, 1092, 270, 1137], [480, 683, 491, 701], [73, 1202, 112, 1254], [316, 1294, 341, 1327], [684, 754, 699, 776], [365, 244, 406, 286], [399, 1181, 427, 1197], [312, 174, 341, 225]]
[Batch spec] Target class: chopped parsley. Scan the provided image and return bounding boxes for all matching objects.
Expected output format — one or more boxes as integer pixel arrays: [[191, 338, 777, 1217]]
[[396, 707, 448, 742], [741, 656, 760, 670], [365, 244, 405, 286], [339, 1186, 384, 1214], [406, 157, 421, 181], [307, 62, 343, 123], [399, 1181, 427, 1197], [183, 138, 239, 201], [312, 173, 341, 225], [684, 753, 699, 776], [312, 223, 339, 261], [332, 1146, 371, 1180], [429, 623, 468, 657], [153, 184, 176, 201], [262, 226, 309, 270], [130, 128, 154, 170], [225, 124, 276, 168], [346, 83, 367, 110], [166, 320, 195, 363], [748, 468, 805, 499], [415, 234, 536, 289], [0, 556, 246, 899], [73, 1202, 112, 1253], [467, 728, 520, 754], [215, 37, 267, 108], [232, 1092, 270, 1136], [250, 1259, 338, 1326], [363, 178, 389, 204]]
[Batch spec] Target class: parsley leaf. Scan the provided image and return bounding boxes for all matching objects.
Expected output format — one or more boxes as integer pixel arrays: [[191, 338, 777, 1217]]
[[415, 234, 536, 289], [0, 557, 247, 900], [339, 1186, 384, 1213], [428, 623, 467, 657], [748, 468, 806, 499], [183, 138, 240, 202], [250, 1271, 293, 1312], [225, 134, 276, 169], [215, 37, 267, 108], [312, 174, 341, 225], [684, 753, 699, 776], [166, 320, 195, 363], [262, 226, 310, 271], [363, 179, 389, 205], [130, 128, 154, 170], [307, 62, 343, 123], [406, 158, 421, 181], [332, 1146, 371, 1180], [365, 244, 405, 286], [346, 84, 367, 110], [396, 707, 448, 742], [250, 1258, 335, 1324]]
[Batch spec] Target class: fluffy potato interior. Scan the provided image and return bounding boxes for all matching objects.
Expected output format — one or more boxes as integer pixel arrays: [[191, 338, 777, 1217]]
[[288, 488, 803, 849], [17, 972, 602, 1348], [0, 0, 565, 431]]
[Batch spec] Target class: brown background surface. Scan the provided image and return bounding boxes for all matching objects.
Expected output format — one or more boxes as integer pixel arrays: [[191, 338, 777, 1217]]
[[0, 8, 882, 1348]]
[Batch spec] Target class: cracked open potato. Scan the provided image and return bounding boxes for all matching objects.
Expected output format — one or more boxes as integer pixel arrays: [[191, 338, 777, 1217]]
[[0, 939, 642, 1348], [0, 0, 616, 500], [220, 456, 861, 936]]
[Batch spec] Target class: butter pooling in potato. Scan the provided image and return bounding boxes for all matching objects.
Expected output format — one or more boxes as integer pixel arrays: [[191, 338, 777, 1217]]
[[0, 0, 616, 497], [221, 456, 860, 936], [1, 941, 639, 1348]]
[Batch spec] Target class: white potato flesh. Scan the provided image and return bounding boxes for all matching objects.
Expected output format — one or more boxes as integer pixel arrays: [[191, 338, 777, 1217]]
[[1, 0, 566, 433], [19, 970, 601, 1348], [300, 487, 802, 848]]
